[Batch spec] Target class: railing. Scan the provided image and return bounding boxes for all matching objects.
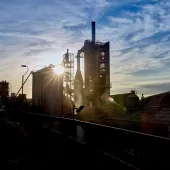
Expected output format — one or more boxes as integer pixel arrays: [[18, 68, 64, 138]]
[[23, 111, 170, 169]]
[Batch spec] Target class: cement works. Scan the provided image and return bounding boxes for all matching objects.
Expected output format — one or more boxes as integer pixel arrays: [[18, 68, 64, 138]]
[[31, 21, 111, 116], [1, 22, 170, 138], [1, 21, 170, 169]]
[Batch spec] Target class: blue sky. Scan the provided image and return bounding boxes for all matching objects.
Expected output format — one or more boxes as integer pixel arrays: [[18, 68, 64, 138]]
[[1, 0, 170, 98]]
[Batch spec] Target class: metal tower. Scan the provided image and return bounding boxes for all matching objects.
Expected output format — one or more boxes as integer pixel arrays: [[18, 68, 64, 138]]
[[63, 49, 74, 101]]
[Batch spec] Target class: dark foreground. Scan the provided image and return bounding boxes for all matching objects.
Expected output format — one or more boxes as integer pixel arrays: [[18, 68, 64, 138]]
[[0, 110, 134, 170], [1, 109, 170, 169], [0, 120, 133, 169]]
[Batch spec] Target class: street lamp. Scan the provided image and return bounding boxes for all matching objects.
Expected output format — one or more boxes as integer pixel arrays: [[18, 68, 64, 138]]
[[21, 65, 29, 102]]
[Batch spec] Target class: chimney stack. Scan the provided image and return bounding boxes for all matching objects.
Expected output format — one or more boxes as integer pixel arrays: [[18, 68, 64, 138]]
[[92, 21, 95, 43]]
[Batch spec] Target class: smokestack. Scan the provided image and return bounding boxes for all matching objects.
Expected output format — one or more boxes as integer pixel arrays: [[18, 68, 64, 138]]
[[92, 21, 95, 42], [65, 49, 69, 61]]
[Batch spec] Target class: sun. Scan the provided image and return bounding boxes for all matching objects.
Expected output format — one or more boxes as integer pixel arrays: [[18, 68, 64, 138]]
[[53, 65, 64, 75]]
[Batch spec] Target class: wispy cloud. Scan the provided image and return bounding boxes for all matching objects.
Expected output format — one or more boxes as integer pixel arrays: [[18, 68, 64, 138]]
[[1, 0, 170, 97]]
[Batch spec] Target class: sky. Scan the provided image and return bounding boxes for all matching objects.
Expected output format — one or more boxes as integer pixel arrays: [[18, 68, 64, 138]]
[[1, 0, 170, 98]]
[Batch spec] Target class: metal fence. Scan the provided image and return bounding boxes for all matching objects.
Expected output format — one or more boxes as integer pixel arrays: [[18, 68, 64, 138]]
[[23, 111, 170, 169]]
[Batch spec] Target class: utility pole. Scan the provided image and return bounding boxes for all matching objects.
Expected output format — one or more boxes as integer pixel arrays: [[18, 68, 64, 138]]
[[22, 75, 24, 102]]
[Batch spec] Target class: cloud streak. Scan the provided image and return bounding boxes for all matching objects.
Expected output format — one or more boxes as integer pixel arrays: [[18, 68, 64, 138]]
[[1, 0, 170, 97]]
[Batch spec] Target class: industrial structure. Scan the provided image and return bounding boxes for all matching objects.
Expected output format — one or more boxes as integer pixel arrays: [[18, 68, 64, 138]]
[[0, 80, 9, 98], [74, 21, 111, 107], [62, 49, 74, 101], [18, 94, 27, 101], [32, 66, 63, 116], [31, 21, 111, 116]]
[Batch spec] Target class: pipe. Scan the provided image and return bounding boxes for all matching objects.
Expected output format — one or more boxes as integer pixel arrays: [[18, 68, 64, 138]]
[[77, 54, 80, 70], [92, 21, 95, 43]]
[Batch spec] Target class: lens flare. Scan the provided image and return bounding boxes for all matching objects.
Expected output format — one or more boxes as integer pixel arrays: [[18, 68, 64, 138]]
[[53, 66, 64, 75], [108, 96, 127, 112], [108, 96, 118, 106], [108, 96, 114, 102]]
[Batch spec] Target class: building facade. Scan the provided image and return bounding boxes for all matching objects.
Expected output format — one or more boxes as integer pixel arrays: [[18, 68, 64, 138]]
[[32, 67, 63, 116]]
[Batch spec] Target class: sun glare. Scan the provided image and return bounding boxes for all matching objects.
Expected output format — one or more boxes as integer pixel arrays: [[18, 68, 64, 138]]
[[108, 96, 114, 102], [53, 65, 64, 75]]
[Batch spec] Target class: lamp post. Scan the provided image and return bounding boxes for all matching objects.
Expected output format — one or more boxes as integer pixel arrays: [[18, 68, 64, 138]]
[[21, 65, 29, 102]]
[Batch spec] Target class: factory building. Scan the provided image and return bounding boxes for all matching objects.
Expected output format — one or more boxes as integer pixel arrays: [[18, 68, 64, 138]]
[[74, 22, 111, 107], [32, 66, 63, 116], [0, 80, 9, 98]]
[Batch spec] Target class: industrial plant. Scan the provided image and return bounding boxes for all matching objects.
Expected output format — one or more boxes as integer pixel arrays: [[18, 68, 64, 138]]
[[2, 21, 170, 137], [74, 21, 110, 107], [30, 21, 111, 117], [2, 1, 170, 168], [30, 21, 170, 121]]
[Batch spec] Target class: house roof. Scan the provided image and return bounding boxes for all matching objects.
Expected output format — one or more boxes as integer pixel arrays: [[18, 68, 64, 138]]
[[144, 92, 170, 107]]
